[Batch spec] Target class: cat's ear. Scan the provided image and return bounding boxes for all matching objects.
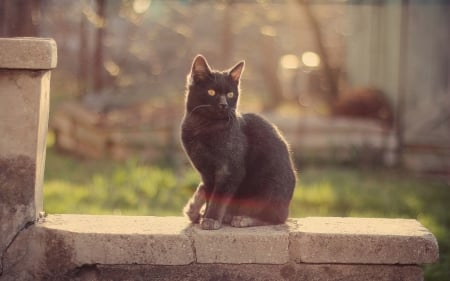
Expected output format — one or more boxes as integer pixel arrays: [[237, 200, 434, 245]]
[[229, 60, 245, 82], [191, 55, 212, 82]]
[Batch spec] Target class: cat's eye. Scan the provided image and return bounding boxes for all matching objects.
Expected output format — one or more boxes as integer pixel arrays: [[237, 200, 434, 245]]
[[207, 89, 216, 96], [227, 92, 234, 98]]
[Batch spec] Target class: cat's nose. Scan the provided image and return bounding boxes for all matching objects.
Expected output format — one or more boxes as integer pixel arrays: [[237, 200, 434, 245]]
[[218, 95, 228, 110]]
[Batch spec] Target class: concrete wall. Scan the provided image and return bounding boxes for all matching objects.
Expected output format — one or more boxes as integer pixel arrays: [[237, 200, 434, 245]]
[[0, 38, 439, 281], [2, 215, 439, 281]]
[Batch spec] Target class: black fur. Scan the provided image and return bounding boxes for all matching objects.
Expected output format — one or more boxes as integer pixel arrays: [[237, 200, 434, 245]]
[[181, 55, 296, 230]]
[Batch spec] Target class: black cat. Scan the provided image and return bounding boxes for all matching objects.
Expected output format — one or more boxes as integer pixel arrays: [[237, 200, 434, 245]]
[[181, 55, 296, 230]]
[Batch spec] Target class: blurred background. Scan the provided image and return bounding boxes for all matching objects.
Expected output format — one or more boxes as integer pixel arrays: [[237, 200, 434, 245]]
[[1, 0, 449, 279]]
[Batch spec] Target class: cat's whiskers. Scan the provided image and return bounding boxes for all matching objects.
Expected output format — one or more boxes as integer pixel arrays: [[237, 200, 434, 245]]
[[188, 104, 212, 118], [227, 109, 239, 129], [183, 105, 216, 132], [226, 111, 232, 127]]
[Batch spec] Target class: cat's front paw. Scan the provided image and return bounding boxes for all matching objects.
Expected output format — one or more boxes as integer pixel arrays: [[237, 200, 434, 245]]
[[183, 204, 201, 223], [200, 218, 221, 230]]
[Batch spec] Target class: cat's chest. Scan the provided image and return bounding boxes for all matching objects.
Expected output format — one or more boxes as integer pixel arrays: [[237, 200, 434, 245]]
[[182, 127, 246, 165], [183, 130, 234, 154]]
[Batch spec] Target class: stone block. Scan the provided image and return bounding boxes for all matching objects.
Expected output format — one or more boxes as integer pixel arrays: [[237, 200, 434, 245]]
[[74, 124, 108, 149], [63, 102, 102, 126], [55, 133, 77, 151], [289, 217, 439, 264], [109, 130, 170, 147], [37, 215, 195, 266], [191, 224, 289, 264], [0, 71, 50, 158], [0, 38, 57, 69], [51, 110, 74, 134]]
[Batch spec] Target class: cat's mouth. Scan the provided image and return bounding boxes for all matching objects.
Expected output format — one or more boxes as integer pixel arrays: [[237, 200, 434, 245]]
[[215, 106, 236, 119], [188, 104, 236, 122], [217, 105, 229, 114], [205, 109, 233, 120]]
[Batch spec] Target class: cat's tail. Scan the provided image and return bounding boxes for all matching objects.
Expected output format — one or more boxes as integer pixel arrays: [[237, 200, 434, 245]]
[[183, 183, 206, 223]]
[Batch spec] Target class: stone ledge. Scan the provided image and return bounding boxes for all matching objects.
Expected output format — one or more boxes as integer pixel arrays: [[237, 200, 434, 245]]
[[191, 223, 289, 264], [35, 215, 438, 267], [289, 217, 439, 265], [38, 215, 194, 266], [0, 38, 57, 69]]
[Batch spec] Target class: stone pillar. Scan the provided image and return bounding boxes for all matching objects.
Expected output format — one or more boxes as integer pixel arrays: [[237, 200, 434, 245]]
[[0, 38, 57, 273]]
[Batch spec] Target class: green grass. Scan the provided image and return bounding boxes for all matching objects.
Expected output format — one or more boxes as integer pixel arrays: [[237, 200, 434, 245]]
[[43, 147, 450, 281], [44, 151, 198, 216]]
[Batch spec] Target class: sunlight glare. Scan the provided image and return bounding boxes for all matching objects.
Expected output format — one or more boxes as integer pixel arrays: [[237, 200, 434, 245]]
[[133, 0, 151, 14], [280, 54, 300, 70], [301, 51, 320, 68], [104, 60, 120, 76], [260, 25, 277, 37]]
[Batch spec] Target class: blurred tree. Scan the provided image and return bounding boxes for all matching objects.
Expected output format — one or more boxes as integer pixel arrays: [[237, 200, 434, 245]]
[[94, 0, 106, 92], [0, 0, 42, 37], [221, 0, 233, 65], [260, 27, 284, 111], [78, 10, 89, 97], [298, 0, 338, 106]]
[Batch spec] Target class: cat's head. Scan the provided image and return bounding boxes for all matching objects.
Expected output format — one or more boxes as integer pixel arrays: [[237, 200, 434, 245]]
[[185, 55, 245, 119]]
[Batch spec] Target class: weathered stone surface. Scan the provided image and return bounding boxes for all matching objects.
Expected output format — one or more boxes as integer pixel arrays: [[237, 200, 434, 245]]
[[0, 155, 36, 276], [0, 69, 51, 217], [0, 38, 54, 279], [0, 38, 57, 69], [0, 70, 50, 158], [1, 215, 437, 280], [55, 263, 423, 281], [191, 224, 289, 264], [289, 217, 439, 264], [38, 215, 195, 266], [0, 156, 36, 228], [1, 225, 41, 281]]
